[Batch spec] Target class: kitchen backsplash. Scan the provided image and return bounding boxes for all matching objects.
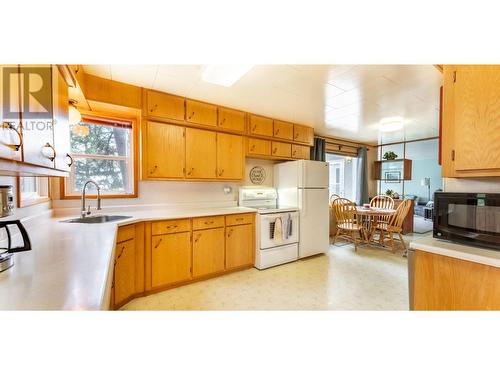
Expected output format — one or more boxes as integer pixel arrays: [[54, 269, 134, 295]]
[[443, 177, 500, 193]]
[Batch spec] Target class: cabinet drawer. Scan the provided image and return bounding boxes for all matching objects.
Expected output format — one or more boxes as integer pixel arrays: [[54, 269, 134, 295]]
[[247, 138, 271, 156], [192, 216, 225, 230], [218, 107, 246, 132], [152, 219, 191, 235], [116, 224, 135, 243], [271, 141, 292, 158], [147, 91, 185, 121], [186, 99, 217, 127], [249, 115, 273, 137], [226, 213, 254, 226], [293, 124, 314, 145], [273, 120, 294, 140], [292, 144, 310, 160]]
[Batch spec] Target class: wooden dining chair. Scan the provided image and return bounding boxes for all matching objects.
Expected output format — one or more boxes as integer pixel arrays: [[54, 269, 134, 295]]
[[332, 197, 364, 251], [375, 199, 412, 253], [370, 195, 394, 224], [329, 194, 341, 238]]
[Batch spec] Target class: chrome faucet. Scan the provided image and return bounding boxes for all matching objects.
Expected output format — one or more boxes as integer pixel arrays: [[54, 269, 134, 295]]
[[81, 180, 102, 218]]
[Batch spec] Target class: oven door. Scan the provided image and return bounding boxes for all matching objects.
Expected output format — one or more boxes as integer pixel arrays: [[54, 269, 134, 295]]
[[259, 211, 299, 249], [434, 192, 500, 250]]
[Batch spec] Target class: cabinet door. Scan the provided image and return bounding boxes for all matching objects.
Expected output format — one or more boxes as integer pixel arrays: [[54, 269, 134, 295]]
[[19, 65, 56, 168], [186, 99, 217, 127], [273, 120, 293, 140], [247, 137, 271, 156], [52, 66, 71, 171], [454, 66, 500, 172], [217, 133, 244, 180], [146, 122, 185, 178], [151, 232, 192, 288], [0, 65, 22, 161], [249, 115, 273, 137], [271, 141, 291, 158], [226, 224, 254, 269], [292, 144, 310, 160], [114, 239, 136, 307], [218, 107, 245, 132], [185, 128, 217, 179], [193, 228, 225, 278], [147, 90, 185, 121], [293, 124, 314, 145]]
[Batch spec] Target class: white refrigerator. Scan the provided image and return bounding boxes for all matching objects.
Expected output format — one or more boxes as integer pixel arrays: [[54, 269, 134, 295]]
[[274, 160, 330, 258]]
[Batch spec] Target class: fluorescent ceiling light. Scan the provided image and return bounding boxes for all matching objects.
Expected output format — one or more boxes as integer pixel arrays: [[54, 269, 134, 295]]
[[201, 65, 254, 87], [379, 116, 404, 132]]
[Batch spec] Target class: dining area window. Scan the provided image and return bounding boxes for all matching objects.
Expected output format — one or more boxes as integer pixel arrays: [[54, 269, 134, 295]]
[[326, 153, 358, 202]]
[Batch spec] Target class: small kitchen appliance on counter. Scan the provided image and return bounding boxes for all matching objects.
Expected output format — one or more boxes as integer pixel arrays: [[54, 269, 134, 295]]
[[0, 185, 32, 273]]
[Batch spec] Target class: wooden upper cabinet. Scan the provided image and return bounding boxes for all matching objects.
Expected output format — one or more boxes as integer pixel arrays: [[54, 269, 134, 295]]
[[151, 232, 192, 289], [271, 141, 291, 158], [52, 66, 71, 172], [249, 114, 273, 137], [292, 144, 310, 160], [186, 99, 217, 127], [19, 65, 56, 168], [192, 227, 225, 278], [226, 223, 254, 270], [0, 65, 22, 161], [216, 133, 244, 180], [293, 124, 314, 145], [453, 65, 500, 172], [147, 90, 185, 121], [273, 120, 294, 140], [145, 122, 185, 179], [247, 138, 271, 156], [185, 127, 217, 179], [218, 107, 245, 132]]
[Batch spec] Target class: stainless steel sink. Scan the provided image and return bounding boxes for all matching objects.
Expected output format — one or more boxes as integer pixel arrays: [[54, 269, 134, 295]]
[[62, 215, 132, 224]]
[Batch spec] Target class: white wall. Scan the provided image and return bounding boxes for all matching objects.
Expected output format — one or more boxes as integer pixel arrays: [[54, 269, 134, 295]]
[[443, 177, 500, 193], [0, 176, 51, 220]]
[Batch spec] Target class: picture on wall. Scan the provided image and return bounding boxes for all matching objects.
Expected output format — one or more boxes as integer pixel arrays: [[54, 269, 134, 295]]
[[384, 171, 401, 182]]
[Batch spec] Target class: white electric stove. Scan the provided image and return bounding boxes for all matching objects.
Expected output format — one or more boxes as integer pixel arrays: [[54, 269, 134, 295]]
[[239, 187, 299, 269]]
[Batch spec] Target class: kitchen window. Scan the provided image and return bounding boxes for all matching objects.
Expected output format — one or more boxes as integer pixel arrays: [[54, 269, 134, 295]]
[[62, 115, 137, 198], [17, 176, 50, 207]]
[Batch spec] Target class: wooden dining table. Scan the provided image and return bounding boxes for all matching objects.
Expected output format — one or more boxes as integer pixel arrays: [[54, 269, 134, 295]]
[[355, 206, 396, 245]]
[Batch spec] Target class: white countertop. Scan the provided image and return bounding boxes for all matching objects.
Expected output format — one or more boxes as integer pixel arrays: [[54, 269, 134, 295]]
[[0, 206, 257, 310], [410, 236, 500, 268]]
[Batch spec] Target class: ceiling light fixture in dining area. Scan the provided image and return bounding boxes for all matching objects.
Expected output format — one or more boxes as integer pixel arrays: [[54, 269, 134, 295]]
[[201, 65, 254, 87]]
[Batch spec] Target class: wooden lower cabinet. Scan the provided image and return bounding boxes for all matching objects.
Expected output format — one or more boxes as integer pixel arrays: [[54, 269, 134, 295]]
[[193, 227, 225, 278], [226, 223, 254, 269], [151, 232, 192, 288], [413, 250, 500, 310], [113, 238, 136, 307]]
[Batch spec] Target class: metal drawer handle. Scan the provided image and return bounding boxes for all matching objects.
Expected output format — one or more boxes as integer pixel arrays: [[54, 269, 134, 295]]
[[275, 129, 280, 135], [166, 225, 178, 229], [273, 148, 277, 154], [150, 104, 158, 113], [295, 133, 299, 139], [227, 228, 233, 237], [187, 167, 194, 176], [194, 233, 202, 243], [150, 165, 158, 175], [188, 111, 195, 120], [220, 118, 226, 125], [42, 142, 56, 161], [204, 220, 214, 225], [66, 153, 74, 167], [154, 238, 163, 249], [236, 218, 244, 221], [252, 125, 257, 131], [218, 169, 224, 177], [250, 145, 256, 151], [2, 122, 23, 151]]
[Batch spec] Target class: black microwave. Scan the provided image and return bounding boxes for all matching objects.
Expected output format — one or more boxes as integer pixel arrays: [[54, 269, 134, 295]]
[[434, 192, 500, 250]]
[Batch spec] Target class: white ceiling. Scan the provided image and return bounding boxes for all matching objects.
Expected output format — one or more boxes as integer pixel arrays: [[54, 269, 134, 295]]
[[82, 65, 442, 144]]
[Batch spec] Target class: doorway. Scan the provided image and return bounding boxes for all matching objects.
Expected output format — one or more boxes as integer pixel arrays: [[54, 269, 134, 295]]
[[326, 153, 358, 202]]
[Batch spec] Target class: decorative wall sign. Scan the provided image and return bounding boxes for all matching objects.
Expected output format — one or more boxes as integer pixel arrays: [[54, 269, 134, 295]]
[[249, 166, 266, 185]]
